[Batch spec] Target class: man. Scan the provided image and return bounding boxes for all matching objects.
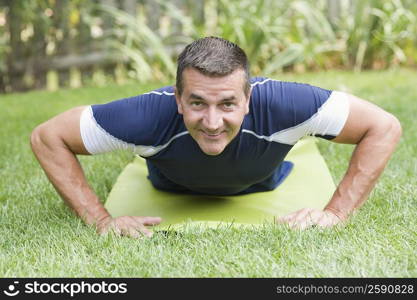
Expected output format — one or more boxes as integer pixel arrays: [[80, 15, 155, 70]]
[[30, 37, 402, 238]]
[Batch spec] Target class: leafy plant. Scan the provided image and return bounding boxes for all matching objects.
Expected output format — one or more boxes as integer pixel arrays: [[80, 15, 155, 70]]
[[98, 4, 176, 83], [97, 0, 417, 82]]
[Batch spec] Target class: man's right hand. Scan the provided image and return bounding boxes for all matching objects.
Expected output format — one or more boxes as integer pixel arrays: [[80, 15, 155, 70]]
[[96, 216, 162, 238]]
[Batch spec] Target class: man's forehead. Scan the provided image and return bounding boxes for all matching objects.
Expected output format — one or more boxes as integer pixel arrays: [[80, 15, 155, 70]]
[[188, 92, 237, 101], [182, 68, 246, 93], [184, 67, 245, 78]]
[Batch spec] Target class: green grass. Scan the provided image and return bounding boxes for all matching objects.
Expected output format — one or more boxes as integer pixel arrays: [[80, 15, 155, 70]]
[[0, 69, 416, 277]]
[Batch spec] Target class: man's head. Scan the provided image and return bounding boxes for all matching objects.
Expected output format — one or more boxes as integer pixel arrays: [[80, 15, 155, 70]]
[[175, 37, 252, 156]]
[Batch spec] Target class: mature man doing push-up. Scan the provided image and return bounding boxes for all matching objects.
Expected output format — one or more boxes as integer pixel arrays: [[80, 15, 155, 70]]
[[30, 37, 402, 238]]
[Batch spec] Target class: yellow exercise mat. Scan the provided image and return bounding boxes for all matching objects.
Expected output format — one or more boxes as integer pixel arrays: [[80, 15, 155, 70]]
[[105, 137, 335, 229]]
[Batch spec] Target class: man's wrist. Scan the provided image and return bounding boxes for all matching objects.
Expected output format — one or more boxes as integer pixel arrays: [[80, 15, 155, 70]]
[[80, 206, 112, 226], [94, 213, 112, 227], [324, 206, 349, 221]]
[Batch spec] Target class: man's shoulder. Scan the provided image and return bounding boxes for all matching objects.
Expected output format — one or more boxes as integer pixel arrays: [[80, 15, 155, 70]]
[[250, 76, 329, 91], [144, 85, 175, 96], [92, 85, 176, 113], [250, 76, 332, 102], [247, 76, 334, 131], [88, 85, 181, 146], [250, 76, 273, 85]]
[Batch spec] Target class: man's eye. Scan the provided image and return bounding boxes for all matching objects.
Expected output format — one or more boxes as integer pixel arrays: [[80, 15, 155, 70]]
[[223, 103, 234, 108], [191, 102, 202, 107]]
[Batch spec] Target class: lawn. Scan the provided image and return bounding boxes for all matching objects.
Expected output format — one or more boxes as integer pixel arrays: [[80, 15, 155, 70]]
[[0, 69, 415, 277]]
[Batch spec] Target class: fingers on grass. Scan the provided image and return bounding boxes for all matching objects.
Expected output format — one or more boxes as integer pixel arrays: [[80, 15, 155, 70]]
[[96, 216, 161, 238], [276, 209, 303, 224], [303, 211, 338, 229], [127, 217, 155, 238], [98, 224, 121, 236], [119, 224, 153, 239], [137, 216, 162, 226], [277, 209, 342, 230], [287, 209, 323, 230], [292, 209, 314, 228], [121, 227, 141, 239], [134, 225, 153, 238], [318, 212, 341, 228], [277, 208, 315, 229], [293, 216, 315, 230], [103, 217, 153, 239]]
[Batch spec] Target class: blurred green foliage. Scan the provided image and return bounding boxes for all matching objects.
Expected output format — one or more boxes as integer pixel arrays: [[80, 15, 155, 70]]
[[1, 0, 416, 88], [97, 0, 417, 83]]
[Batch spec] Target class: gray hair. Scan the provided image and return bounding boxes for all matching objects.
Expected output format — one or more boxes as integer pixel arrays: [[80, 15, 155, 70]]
[[176, 36, 251, 96]]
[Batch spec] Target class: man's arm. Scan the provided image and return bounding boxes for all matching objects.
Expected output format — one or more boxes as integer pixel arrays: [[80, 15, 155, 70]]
[[278, 93, 402, 229], [30, 106, 161, 238]]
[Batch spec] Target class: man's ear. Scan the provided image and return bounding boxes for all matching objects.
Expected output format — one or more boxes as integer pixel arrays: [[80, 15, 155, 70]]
[[174, 87, 183, 114], [244, 86, 252, 115]]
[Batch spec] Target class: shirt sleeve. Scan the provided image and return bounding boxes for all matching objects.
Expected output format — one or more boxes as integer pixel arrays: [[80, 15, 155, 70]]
[[79, 87, 180, 155], [79, 105, 132, 155], [304, 90, 350, 140], [251, 80, 350, 145]]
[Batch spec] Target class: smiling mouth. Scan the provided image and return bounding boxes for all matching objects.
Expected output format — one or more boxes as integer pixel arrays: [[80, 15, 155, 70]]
[[200, 130, 224, 138]]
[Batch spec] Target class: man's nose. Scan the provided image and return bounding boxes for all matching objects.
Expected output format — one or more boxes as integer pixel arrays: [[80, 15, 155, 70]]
[[203, 107, 223, 131]]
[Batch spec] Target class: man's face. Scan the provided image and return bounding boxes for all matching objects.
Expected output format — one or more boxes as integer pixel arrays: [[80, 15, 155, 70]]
[[175, 68, 251, 156]]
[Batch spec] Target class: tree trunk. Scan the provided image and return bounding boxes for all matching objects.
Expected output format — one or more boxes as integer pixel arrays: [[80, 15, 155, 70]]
[[6, 0, 27, 91], [102, 0, 118, 30], [170, 0, 183, 35], [187, 0, 204, 27], [31, 10, 48, 89], [102, 0, 120, 80], [54, 0, 71, 87], [145, 0, 160, 31], [121, 0, 137, 17], [0, 72, 5, 93], [327, 0, 340, 27]]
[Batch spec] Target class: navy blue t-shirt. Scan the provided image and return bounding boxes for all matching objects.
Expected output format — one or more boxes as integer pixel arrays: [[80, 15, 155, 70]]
[[80, 77, 349, 195]]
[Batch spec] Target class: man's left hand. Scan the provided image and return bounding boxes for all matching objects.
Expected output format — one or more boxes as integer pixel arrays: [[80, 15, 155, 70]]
[[276, 208, 344, 230]]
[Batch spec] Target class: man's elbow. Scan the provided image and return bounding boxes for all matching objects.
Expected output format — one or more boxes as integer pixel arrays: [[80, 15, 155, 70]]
[[387, 114, 402, 144], [365, 113, 402, 144], [30, 123, 49, 154]]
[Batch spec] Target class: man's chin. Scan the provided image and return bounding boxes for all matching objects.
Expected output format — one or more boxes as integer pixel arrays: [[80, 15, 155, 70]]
[[204, 150, 223, 156], [199, 143, 226, 156]]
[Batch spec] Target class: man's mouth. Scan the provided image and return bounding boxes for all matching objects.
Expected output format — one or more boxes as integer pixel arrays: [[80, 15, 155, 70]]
[[200, 130, 224, 138]]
